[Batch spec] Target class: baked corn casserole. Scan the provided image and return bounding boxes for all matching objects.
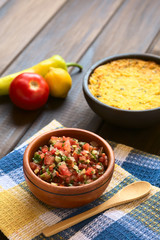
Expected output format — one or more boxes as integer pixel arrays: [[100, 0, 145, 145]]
[[88, 59, 160, 110]]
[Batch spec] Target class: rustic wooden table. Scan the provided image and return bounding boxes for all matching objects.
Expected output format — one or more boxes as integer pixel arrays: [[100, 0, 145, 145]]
[[0, 0, 160, 239]]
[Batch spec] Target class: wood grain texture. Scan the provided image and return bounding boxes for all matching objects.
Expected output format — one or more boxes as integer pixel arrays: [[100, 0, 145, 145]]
[[0, 0, 66, 74], [1, 0, 123, 75], [0, 0, 124, 158], [17, 0, 160, 154], [147, 31, 160, 56], [0, 0, 8, 9]]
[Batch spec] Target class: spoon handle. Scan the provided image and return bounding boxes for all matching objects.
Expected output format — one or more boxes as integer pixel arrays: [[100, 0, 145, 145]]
[[42, 194, 131, 237], [42, 181, 151, 237]]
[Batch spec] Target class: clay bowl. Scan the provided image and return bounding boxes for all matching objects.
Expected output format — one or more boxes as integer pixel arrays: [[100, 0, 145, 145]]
[[83, 53, 160, 128], [23, 128, 115, 208]]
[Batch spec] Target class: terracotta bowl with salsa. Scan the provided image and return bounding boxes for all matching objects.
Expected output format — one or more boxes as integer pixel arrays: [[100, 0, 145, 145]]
[[83, 53, 160, 128], [23, 128, 115, 208]]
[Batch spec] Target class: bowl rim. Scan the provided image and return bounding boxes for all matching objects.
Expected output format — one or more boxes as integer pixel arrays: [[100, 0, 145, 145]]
[[23, 128, 115, 194], [83, 53, 160, 113]]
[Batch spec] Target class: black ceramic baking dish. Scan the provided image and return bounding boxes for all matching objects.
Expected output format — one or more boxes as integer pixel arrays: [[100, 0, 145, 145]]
[[83, 53, 160, 128]]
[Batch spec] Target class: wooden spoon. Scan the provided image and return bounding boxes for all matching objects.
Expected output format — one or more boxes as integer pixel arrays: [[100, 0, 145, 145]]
[[42, 181, 151, 237]]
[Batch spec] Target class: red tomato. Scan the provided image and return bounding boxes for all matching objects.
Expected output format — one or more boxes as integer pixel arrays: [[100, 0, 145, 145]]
[[79, 156, 86, 162], [78, 163, 88, 169], [50, 149, 56, 155], [50, 136, 59, 141], [49, 164, 55, 172], [30, 162, 40, 171], [44, 155, 54, 165], [58, 164, 71, 176], [9, 73, 49, 110], [42, 145, 48, 153], [86, 167, 94, 176], [54, 142, 63, 149], [83, 143, 90, 151], [41, 172, 51, 181], [73, 152, 79, 161], [63, 139, 71, 152]]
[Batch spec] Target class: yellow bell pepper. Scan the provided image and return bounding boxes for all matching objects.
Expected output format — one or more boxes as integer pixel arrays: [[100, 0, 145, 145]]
[[45, 67, 72, 98], [0, 55, 82, 95]]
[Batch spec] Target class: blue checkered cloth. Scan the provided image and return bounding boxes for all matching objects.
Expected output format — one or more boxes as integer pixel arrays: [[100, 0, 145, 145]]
[[0, 120, 160, 240]]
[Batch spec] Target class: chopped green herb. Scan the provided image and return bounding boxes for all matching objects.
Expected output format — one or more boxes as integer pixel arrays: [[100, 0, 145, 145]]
[[91, 153, 97, 160], [70, 180, 74, 184], [62, 155, 67, 161], [46, 168, 51, 175], [76, 148, 81, 154], [32, 153, 41, 163], [42, 165, 45, 171], [79, 142, 86, 146]]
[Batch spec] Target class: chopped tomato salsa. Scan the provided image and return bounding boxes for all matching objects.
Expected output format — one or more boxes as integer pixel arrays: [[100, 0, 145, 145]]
[[30, 136, 108, 186]]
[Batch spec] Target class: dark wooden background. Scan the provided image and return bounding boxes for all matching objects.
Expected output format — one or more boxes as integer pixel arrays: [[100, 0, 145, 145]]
[[0, 0, 160, 159]]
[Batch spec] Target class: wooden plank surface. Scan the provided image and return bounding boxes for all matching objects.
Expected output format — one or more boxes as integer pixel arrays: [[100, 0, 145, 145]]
[[1, 0, 123, 74], [148, 30, 160, 56], [0, 0, 8, 9], [0, 0, 66, 74], [0, 0, 124, 158], [17, 0, 160, 154]]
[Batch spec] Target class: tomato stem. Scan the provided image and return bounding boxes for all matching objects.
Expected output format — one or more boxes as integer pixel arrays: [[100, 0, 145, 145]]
[[29, 80, 39, 90], [66, 62, 83, 72]]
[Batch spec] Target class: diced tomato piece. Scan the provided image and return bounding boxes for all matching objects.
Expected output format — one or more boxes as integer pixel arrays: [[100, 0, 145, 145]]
[[81, 150, 88, 156], [89, 145, 93, 151], [40, 153, 45, 159], [83, 143, 90, 151], [99, 156, 105, 163], [42, 145, 48, 153], [44, 155, 54, 165], [104, 159, 108, 167], [50, 149, 56, 155], [64, 150, 69, 157], [62, 136, 69, 141], [86, 167, 94, 176], [78, 163, 88, 169], [54, 142, 63, 149], [73, 152, 79, 161], [102, 153, 106, 157], [65, 176, 71, 184], [63, 139, 71, 152], [79, 156, 86, 162], [99, 153, 108, 163], [40, 172, 51, 181], [66, 159, 74, 167], [49, 164, 55, 172], [50, 136, 59, 141], [69, 138, 77, 146], [58, 164, 71, 176], [77, 174, 84, 182], [30, 162, 40, 171], [56, 171, 60, 177]]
